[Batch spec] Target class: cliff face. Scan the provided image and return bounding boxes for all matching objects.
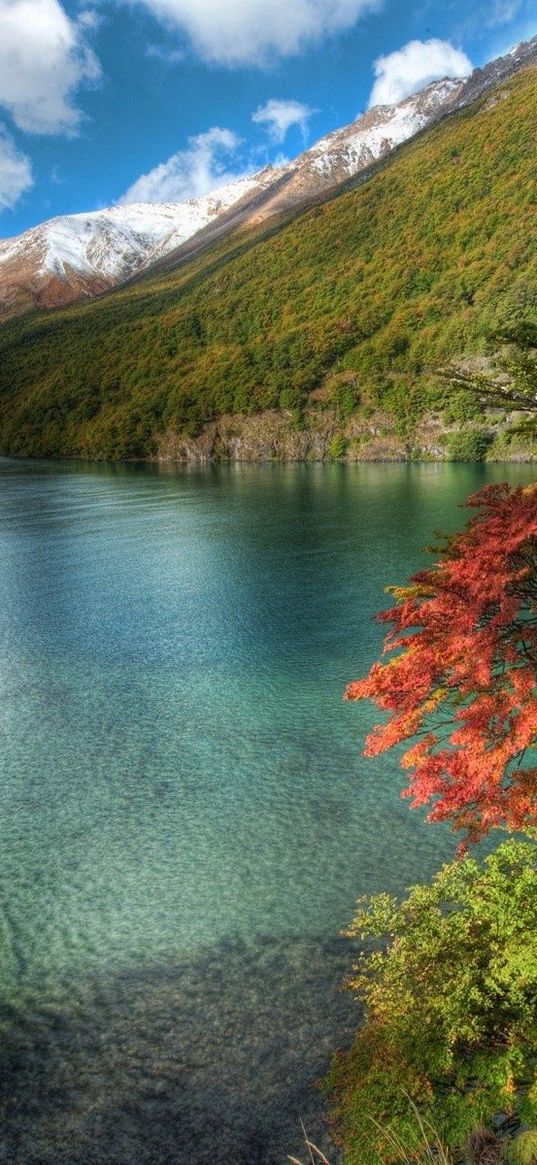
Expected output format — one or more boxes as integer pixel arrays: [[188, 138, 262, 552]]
[[154, 408, 537, 465]]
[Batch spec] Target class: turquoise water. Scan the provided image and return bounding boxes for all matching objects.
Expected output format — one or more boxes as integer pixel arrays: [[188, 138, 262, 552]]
[[0, 459, 535, 1164]]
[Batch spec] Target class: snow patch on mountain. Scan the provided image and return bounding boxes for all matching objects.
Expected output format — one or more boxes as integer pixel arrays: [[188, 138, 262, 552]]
[[0, 169, 282, 287], [146, 166, 283, 265], [306, 79, 463, 179]]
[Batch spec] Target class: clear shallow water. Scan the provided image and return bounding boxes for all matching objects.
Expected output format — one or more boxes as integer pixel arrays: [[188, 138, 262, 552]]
[[0, 459, 535, 1164]]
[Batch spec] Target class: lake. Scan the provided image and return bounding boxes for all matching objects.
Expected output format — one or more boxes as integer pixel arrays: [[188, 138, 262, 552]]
[[0, 459, 535, 1164]]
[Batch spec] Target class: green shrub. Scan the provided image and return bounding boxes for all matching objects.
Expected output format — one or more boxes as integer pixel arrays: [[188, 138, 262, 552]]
[[505, 1131, 537, 1165], [326, 841, 537, 1165], [443, 389, 483, 425], [279, 387, 304, 411], [328, 435, 349, 459], [446, 427, 492, 460]]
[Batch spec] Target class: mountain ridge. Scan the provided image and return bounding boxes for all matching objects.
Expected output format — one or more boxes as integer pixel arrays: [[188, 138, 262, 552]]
[[1, 32, 535, 320]]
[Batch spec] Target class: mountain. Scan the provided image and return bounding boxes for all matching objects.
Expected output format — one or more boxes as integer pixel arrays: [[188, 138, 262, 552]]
[[1, 85, 463, 318], [0, 55, 536, 462], [1, 33, 535, 321], [0, 170, 279, 317]]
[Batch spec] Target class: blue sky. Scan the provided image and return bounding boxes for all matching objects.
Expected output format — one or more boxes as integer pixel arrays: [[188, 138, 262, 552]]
[[0, 0, 535, 237]]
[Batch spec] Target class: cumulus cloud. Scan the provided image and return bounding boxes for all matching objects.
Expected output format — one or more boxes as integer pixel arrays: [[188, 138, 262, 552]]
[[0, 124, 33, 210], [121, 0, 382, 65], [119, 127, 252, 204], [0, 0, 101, 134], [252, 99, 316, 143], [369, 38, 472, 107]]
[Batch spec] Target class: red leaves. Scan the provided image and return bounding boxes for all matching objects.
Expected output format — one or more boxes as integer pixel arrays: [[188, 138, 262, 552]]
[[346, 483, 537, 844]]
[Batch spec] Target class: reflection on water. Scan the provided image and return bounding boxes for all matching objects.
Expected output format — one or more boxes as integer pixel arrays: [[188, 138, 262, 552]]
[[0, 459, 535, 1164]]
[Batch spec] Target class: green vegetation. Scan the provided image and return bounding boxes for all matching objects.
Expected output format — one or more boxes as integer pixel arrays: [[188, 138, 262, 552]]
[[443, 322, 537, 415], [506, 1131, 537, 1165], [446, 427, 492, 460], [0, 68, 536, 458], [328, 483, 537, 1164], [328, 434, 349, 460], [326, 841, 537, 1165]]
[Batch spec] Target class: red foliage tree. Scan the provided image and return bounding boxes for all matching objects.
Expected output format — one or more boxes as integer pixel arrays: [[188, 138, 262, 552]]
[[346, 483, 537, 845]]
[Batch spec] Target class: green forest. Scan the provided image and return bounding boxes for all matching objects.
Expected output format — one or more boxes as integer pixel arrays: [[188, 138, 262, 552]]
[[0, 68, 536, 460]]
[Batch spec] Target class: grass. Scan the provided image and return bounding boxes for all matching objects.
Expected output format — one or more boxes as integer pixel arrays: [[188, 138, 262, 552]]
[[288, 1101, 455, 1165]]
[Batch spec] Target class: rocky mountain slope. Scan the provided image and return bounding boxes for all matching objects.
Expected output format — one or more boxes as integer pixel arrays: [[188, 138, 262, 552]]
[[1, 33, 535, 320]]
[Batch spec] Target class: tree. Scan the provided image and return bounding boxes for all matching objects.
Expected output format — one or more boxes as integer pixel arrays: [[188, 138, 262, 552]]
[[326, 840, 537, 1165], [345, 482, 537, 845], [441, 324, 537, 415]]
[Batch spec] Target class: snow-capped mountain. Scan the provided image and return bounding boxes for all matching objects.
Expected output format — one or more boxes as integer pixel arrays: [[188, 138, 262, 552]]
[[300, 80, 462, 179], [242, 77, 465, 227], [0, 34, 535, 319], [0, 170, 280, 315], [141, 166, 279, 268]]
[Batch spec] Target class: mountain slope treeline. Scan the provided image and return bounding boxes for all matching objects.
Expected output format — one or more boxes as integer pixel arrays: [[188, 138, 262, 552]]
[[0, 67, 536, 461]]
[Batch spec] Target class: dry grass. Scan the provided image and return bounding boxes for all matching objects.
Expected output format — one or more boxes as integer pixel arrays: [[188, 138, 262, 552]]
[[288, 1096, 455, 1165], [288, 1117, 331, 1165], [466, 1128, 504, 1165], [364, 1096, 453, 1165]]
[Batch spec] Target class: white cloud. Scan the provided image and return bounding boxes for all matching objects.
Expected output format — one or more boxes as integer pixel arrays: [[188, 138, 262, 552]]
[[146, 42, 184, 63], [0, 124, 33, 211], [369, 38, 472, 107], [121, 0, 382, 65], [77, 8, 103, 31], [0, 0, 101, 134], [119, 127, 251, 204], [252, 98, 316, 143]]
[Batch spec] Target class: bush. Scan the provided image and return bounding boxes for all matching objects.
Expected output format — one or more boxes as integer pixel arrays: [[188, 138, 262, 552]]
[[443, 389, 482, 425], [326, 841, 537, 1165], [446, 427, 492, 460], [506, 1131, 537, 1165], [328, 434, 349, 459]]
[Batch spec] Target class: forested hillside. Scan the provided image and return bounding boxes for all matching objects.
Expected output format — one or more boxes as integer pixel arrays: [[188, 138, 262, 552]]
[[0, 67, 536, 461]]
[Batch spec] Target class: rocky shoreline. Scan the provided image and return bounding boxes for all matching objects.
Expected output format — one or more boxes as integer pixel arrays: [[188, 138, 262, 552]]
[[154, 408, 537, 464]]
